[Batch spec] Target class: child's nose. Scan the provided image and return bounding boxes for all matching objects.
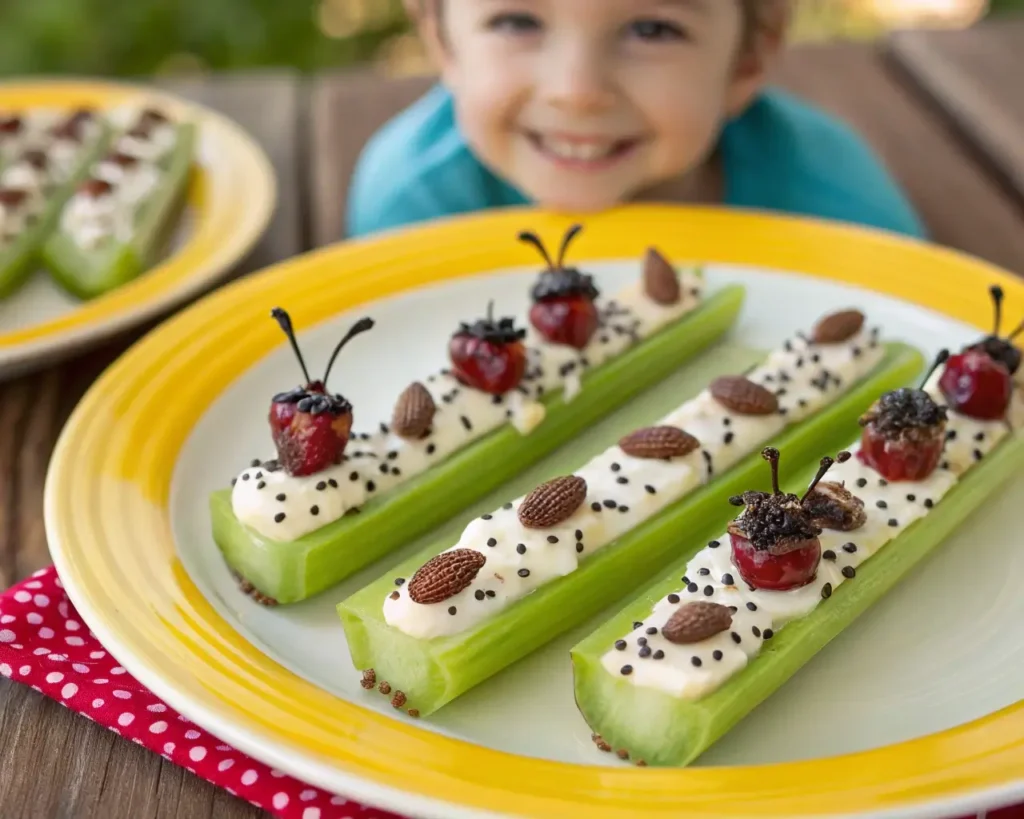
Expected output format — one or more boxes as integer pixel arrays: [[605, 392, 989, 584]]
[[540, 46, 616, 114]]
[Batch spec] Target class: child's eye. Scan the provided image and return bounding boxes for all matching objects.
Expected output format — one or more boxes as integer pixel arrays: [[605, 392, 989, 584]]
[[627, 18, 688, 43], [486, 12, 543, 35]]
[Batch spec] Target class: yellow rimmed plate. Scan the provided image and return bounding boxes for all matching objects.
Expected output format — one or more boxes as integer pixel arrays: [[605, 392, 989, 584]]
[[45, 206, 1024, 819], [0, 77, 275, 379]]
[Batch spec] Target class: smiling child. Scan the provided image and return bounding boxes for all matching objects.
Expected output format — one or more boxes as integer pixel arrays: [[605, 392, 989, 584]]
[[346, 0, 925, 239]]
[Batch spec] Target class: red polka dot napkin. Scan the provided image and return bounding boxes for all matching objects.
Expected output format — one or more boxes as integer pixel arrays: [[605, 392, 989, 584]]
[[0, 566, 1021, 819], [0, 566, 401, 819]]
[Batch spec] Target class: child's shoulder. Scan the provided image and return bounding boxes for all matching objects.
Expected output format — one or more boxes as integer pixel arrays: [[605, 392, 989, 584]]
[[346, 83, 518, 238], [723, 88, 926, 238]]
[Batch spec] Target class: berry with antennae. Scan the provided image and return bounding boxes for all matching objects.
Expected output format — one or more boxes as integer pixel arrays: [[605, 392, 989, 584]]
[[858, 350, 949, 481], [727, 447, 824, 591], [938, 285, 1022, 420], [521, 224, 601, 349], [268, 308, 375, 477], [449, 300, 527, 395]]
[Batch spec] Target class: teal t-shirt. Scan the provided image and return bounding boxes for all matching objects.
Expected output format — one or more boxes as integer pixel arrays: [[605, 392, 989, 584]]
[[347, 83, 926, 240]]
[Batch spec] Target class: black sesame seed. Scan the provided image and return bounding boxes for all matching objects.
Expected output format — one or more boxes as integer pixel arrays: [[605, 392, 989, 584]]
[[682, 576, 690, 585], [746, 602, 757, 611], [329, 479, 338, 488], [709, 540, 720, 549], [796, 357, 804, 368], [637, 637, 648, 647], [763, 629, 774, 640], [395, 577, 405, 586], [973, 449, 984, 461], [752, 626, 761, 638], [941, 460, 950, 470], [638, 646, 652, 658], [576, 543, 584, 553], [646, 626, 658, 635], [843, 543, 857, 553], [724, 432, 735, 444], [703, 586, 714, 597], [798, 398, 808, 408], [620, 665, 633, 676], [310, 505, 320, 516], [615, 640, 627, 650], [318, 481, 328, 491], [946, 429, 957, 441], [427, 444, 436, 455], [242, 474, 250, 481], [547, 535, 558, 544], [516, 543, 526, 554], [254, 471, 263, 480], [821, 583, 833, 599], [475, 590, 485, 601], [722, 573, 734, 586], [906, 494, 916, 502], [612, 476, 628, 487], [876, 500, 888, 509], [460, 416, 472, 431], [611, 463, 621, 472], [852, 346, 862, 358], [812, 354, 821, 363], [575, 529, 583, 540], [387, 450, 398, 461], [380, 463, 389, 474], [924, 499, 934, 508], [486, 590, 496, 598], [518, 568, 530, 578], [504, 502, 514, 510], [653, 650, 665, 660], [591, 502, 602, 512], [604, 500, 617, 509], [256, 481, 266, 490], [274, 513, 286, 523], [856, 478, 867, 488], [723, 417, 732, 427], [366, 481, 376, 492], [276, 493, 286, 502], [975, 431, 986, 442], [668, 594, 680, 604], [492, 394, 503, 405], [633, 621, 643, 629], [619, 506, 630, 514], [487, 538, 498, 547], [713, 650, 724, 661], [879, 479, 888, 487], [698, 568, 710, 577], [231, 478, 237, 486], [691, 657, 702, 668], [392, 468, 402, 476], [687, 583, 698, 593], [482, 514, 492, 520], [823, 550, 837, 561], [842, 566, 856, 578], [732, 632, 742, 644], [888, 518, 899, 527], [645, 485, 656, 494], [448, 606, 457, 615]]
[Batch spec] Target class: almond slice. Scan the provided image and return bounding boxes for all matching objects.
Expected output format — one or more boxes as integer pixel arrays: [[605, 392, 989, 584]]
[[391, 382, 436, 439], [812, 309, 865, 344], [662, 601, 733, 644], [642, 248, 680, 305], [407, 549, 486, 605], [709, 376, 779, 415], [619, 426, 700, 459], [518, 475, 587, 529]]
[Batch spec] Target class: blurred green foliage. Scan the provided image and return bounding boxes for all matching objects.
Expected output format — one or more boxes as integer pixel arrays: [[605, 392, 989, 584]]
[[0, 0, 1022, 79]]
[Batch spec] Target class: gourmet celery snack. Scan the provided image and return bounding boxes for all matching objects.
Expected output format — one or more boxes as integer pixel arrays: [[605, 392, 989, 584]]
[[338, 307, 925, 716], [43, 104, 196, 299], [0, 108, 111, 298], [211, 225, 746, 604], [572, 285, 1024, 767]]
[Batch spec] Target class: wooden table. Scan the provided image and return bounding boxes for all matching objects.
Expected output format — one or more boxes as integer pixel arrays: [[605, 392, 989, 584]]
[[2, 19, 1024, 819]]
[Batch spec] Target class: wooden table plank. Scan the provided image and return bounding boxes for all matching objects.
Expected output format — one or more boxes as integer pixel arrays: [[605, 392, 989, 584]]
[[0, 69, 307, 819], [886, 18, 1024, 208], [310, 41, 1024, 276]]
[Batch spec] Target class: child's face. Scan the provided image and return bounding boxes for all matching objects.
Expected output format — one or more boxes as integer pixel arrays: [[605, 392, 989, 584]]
[[431, 0, 767, 212]]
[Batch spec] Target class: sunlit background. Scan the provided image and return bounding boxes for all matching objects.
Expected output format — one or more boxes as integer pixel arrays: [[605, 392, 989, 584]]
[[0, 0, 1017, 79]]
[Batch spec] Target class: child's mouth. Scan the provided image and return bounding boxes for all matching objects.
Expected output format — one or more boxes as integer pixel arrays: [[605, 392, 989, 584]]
[[525, 131, 639, 170]]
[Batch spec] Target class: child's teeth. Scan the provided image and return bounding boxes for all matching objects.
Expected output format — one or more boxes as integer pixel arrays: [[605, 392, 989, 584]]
[[545, 138, 612, 162]]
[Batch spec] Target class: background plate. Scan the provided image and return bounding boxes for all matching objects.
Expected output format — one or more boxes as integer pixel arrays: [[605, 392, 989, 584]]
[[45, 206, 1024, 819], [0, 77, 276, 379]]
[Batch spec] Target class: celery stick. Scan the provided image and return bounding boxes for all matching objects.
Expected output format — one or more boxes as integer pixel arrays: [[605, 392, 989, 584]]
[[570, 423, 1024, 766], [211, 285, 746, 603], [337, 343, 923, 715], [43, 122, 196, 300]]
